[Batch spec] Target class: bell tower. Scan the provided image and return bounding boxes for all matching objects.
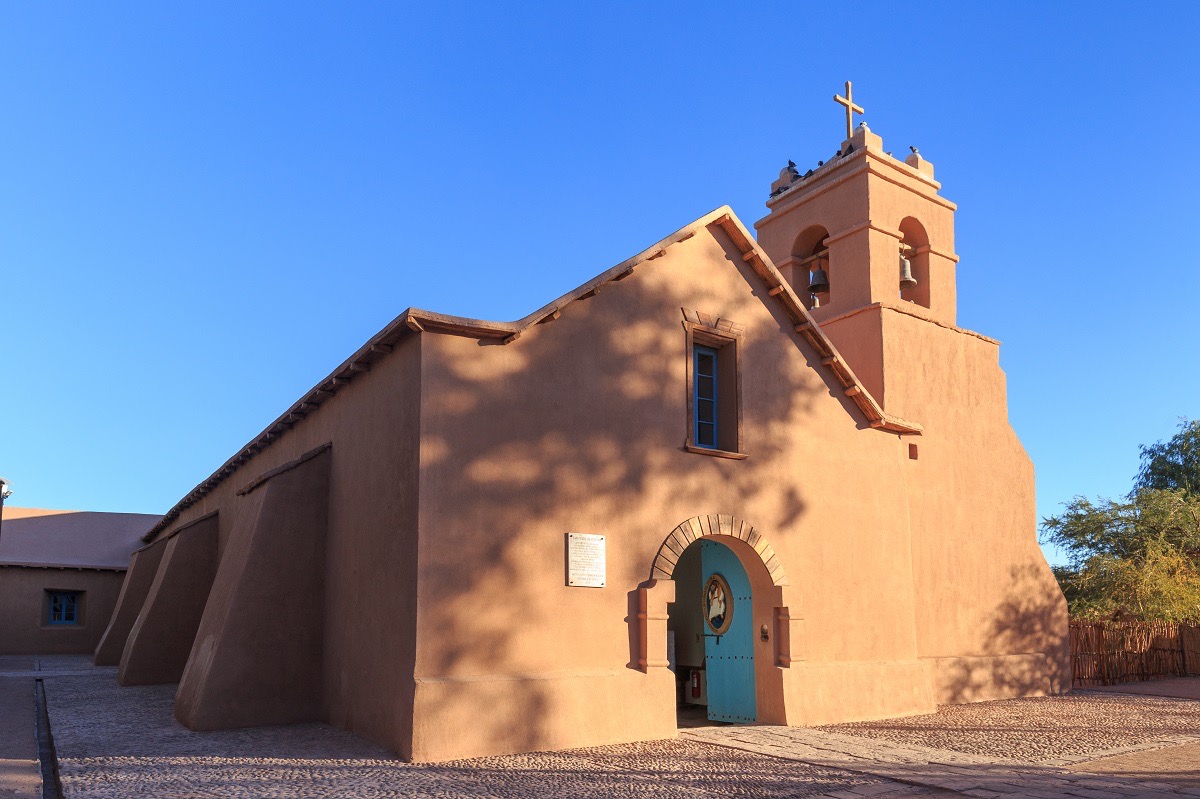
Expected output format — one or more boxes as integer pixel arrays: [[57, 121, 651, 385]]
[[755, 82, 960, 414]]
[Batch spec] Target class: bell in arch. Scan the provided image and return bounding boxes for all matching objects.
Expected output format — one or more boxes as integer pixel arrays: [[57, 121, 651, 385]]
[[899, 254, 918, 291], [808, 261, 830, 294]]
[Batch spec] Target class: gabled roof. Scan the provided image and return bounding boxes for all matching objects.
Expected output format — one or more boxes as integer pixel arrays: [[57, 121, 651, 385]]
[[144, 206, 919, 542], [704, 210, 922, 435], [1, 507, 161, 569]]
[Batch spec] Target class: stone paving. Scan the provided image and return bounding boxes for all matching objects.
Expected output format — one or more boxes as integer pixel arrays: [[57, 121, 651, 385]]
[[0, 676, 38, 799], [684, 722, 1200, 797], [26, 658, 1200, 798], [42, 670, 944, 798], [1073, 741, 1200, 778], [822, 691, 1200, 765]]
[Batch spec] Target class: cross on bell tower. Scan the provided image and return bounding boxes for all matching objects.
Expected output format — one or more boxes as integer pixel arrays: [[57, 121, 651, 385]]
[[833, 81, 864, 140], [754, 83, 960, 413]]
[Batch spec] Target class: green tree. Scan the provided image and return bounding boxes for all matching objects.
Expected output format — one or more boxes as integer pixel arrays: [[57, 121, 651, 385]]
[[1136, 418, 1200, 495], [1042, 419, 1200, 621]]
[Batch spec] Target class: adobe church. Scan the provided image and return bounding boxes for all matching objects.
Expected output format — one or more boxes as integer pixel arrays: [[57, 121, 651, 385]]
[[96, 84, 1069, 762]]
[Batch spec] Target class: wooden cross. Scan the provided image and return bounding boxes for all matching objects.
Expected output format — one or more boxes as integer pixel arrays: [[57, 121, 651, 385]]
[[833, 81, 864, 140]]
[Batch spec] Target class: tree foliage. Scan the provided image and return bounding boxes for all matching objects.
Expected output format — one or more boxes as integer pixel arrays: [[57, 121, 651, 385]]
[[1136, 418, 1200, 495], [1042, 419, 1200, 622]]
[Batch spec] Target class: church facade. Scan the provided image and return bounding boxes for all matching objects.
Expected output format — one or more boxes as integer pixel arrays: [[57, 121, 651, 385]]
[[97, 110, 1069, 762]]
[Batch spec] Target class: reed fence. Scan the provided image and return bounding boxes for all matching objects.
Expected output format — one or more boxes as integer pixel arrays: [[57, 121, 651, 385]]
[[1070, 620, 1200, 686]]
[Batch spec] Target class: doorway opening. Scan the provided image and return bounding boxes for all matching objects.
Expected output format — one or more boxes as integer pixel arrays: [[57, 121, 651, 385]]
[[668, 538, 756, 727]]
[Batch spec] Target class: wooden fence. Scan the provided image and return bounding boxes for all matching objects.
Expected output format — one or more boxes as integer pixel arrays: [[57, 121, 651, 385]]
[[1071, 620, 1200, 686]]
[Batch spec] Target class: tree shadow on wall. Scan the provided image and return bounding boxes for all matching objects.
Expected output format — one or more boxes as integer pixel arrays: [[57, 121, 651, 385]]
[[409, 228, 850, 756], [936, 562, 1072, 707]]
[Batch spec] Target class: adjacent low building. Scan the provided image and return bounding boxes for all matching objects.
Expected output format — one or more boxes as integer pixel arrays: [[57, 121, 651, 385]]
[[0, 506, 160, 655]]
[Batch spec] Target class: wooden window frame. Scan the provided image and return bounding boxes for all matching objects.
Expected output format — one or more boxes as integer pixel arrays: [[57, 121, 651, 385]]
[[684, 321, 746, 459], [46, 590, 80, 626]]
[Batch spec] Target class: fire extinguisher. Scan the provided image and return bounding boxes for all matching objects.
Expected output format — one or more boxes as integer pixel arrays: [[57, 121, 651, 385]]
[[690, 669, 701, 698]]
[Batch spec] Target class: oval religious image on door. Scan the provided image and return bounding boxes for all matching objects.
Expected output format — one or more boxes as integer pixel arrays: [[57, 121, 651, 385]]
[[703, 573, 733, 635]]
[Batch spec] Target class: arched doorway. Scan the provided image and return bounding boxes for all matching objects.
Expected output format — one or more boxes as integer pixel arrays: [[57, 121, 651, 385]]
[[651, 515, 790, 727], [673, 538, 756, 722]]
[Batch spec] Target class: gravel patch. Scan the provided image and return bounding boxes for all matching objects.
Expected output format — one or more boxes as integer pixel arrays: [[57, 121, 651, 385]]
[[45, 674, 911, 798], [820, 691, 1200, 764]]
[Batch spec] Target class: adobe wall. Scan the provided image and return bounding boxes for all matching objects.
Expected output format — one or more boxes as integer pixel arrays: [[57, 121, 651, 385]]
[[101, 199, 1061, 762], [176, 447, 330, 730], [880, 309, 1070, 699], [756, 148, 957, 328], [0, 567, 125, 655], [94, 538, 168, 665], [757, 145, 1067, 703], [119, 514, 219, 685], [414, 227, 939, 760], [121, 335, 422, 756]]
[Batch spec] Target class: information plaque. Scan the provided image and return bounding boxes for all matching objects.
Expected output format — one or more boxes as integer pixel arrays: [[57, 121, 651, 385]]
[[566, 533, 606, 587]]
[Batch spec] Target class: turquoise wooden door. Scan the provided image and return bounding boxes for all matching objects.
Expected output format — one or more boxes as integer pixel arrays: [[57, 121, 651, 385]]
[[701, 539, 756, 722]]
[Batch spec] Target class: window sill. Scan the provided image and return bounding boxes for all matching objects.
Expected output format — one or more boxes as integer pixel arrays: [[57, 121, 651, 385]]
[[684, 444, 748, 460]]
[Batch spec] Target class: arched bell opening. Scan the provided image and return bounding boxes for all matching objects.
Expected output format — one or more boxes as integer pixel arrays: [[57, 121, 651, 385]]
[[789, 225, 831, 311], [898, 217, 931, 309], [653, 520, 789, 728]]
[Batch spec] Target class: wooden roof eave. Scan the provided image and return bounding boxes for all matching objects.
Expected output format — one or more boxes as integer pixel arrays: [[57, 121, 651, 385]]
[[404, 214, 713, 345], [707, 213, 923, 437], [142, 311, 427, 542], [139, 218, 697, 544]]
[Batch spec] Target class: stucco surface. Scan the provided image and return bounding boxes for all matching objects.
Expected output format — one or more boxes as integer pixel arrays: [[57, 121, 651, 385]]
[[0, 567, 125, 656], [93, 538, 167, 665], [0, 507, 159, 569], [408, 203, 1061, 757], [176, 447, 330, 730], [118, 515, 218, 685], [117, 335, 423, 755], [0, 508, 157, 658], [415, 229, 922, 680]]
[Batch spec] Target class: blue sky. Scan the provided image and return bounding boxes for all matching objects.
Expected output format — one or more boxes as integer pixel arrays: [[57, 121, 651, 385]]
[[1, 3, 1197, 566]]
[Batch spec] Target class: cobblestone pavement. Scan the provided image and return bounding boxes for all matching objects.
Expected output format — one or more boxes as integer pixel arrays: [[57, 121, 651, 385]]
[[39, 664, 1200, 798], [821, 690, 1200, 765], [43, 673, 946, 799]]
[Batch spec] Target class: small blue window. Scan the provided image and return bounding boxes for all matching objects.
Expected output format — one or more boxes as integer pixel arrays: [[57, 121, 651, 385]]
[[694, 345, 719, 448], [48, 592, 78, 625]]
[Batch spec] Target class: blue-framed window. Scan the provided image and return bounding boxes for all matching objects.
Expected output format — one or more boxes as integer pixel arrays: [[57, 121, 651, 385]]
[[694, 345, 719, 448], [685, 321, 744, 457], [48, 591, 78, 625]]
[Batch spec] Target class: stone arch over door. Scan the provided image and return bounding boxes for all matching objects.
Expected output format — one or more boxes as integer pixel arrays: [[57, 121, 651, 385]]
[[650, 514, 788, 587], [636, 513, 797, 726]]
